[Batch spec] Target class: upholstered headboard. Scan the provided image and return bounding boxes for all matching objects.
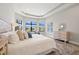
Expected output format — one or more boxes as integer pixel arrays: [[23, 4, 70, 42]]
[[0, 18, 12, 33]]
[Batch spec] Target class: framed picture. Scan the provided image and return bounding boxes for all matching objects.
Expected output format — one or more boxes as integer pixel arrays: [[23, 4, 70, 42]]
[[16, 19, 22, 30]]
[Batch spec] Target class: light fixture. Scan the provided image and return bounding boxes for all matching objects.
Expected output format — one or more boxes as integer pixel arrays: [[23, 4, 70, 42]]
[[58, 24, 65, 31], [11, 21, 19, 31]]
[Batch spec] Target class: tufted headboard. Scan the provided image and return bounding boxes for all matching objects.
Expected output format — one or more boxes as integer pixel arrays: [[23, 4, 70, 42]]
[[0, 18, 12, 34]]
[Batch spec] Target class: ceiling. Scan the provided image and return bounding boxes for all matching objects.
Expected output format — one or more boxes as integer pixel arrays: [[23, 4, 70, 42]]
[[14, 3, 77, 18]]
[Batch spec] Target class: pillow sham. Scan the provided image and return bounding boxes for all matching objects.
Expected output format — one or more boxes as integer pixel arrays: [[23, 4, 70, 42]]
[[17, 30, 24, 41], [8, 31, 19, 44], [28, 32, 32, 38], [0, 31, 19, 44], [23, 31, 28, 39]]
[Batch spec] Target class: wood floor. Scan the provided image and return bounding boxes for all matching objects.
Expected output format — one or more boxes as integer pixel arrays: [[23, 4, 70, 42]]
[[49, 40, 79, 55]]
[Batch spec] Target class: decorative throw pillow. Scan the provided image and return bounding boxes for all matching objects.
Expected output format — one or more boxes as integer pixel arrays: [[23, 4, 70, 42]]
[[23, 32, 26, 39], [17, 30, 24, 41], [28, 32, 32, 38], [25, 32, 29, 39], [23, 31, 28, 39]]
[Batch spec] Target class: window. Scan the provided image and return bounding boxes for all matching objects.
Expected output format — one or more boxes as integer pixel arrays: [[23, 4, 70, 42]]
[[25, 20, 45, 32], [25, 20, 37, 32], [39, 21, 45, 32], [47, 23, 53, 32], [16, 19, 22, 30], [16, 18, 46, 32]]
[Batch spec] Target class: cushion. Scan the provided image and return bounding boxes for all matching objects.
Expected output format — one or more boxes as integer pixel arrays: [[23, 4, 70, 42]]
[[0, 31, 19, 44], [1, 31, 13, 36], [8, 31, 19, 44], [28, 32, 32, 38], [17, 30, 24, 41], [23, 31, 28, 39], [0, 34, 9, 40]]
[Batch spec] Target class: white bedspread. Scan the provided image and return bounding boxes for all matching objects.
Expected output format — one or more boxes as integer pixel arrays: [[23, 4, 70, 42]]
[[8, 34, 57, 55]]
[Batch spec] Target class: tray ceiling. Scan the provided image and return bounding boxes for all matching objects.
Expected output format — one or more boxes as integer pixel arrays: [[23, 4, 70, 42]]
[[14, 3, 77, 18]]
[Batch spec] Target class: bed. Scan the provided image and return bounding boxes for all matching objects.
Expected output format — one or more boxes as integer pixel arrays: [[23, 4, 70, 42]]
[[8, 34, 57, 55], [0, 18, 57, 55]]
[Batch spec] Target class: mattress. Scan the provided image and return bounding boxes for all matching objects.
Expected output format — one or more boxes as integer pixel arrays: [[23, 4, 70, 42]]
[[8, 34, 57, 55]]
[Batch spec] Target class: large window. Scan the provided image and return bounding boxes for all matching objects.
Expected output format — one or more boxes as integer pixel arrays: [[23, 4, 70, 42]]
[[16, 18, 45, 32], [16, 19, 22, 30], [39, 21, 45, 32], [25, 20, 45, 32], [47, 22, 53, 32], [25, 20, 37, 32]]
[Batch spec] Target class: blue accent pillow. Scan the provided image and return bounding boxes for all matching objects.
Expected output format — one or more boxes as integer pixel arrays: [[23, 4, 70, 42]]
[[28, 32, 32, 38]]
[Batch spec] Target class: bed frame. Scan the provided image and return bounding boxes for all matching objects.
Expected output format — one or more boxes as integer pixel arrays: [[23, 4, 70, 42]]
[[0, 18, 58, 55]]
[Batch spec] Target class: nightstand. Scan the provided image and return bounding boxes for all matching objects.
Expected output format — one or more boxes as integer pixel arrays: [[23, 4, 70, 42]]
[[0, 39, 8, 55], [53, 31, 70, 42], [59, 32, 70, 42]]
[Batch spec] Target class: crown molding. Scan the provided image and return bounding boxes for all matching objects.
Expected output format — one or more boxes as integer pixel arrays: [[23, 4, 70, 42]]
[[21, 3, 63, 17], [44, 3, 78, 18], [15, 3, 78, 18]]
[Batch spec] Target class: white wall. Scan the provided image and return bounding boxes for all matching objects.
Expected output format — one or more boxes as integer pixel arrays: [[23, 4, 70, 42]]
[[46, 5, 79, 43], [0, 3, 15, 23]]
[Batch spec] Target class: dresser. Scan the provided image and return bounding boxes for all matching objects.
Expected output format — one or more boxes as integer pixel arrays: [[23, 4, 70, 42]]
[[53, 31, 70, 42], [0, 39, 8, 55]]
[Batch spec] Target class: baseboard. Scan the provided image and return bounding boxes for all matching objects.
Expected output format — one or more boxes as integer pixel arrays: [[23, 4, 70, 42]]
[[69, 41, 79, 46], [56, 39, 69, 43]]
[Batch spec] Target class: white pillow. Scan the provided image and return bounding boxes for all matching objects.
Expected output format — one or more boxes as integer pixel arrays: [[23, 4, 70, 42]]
[[0, 34, 9, 40], [8, 31, 19, 44], [24, 32, 29, 39], [1, 31, 16, 38]]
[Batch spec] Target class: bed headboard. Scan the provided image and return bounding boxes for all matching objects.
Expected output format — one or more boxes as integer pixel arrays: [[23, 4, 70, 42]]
[[0, 18, 12, 34]]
